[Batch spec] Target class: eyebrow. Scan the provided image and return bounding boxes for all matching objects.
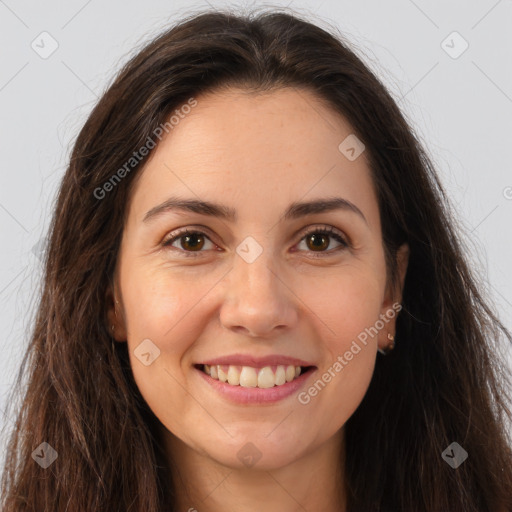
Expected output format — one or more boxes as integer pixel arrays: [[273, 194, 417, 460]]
[[143, 196, 368, 226]]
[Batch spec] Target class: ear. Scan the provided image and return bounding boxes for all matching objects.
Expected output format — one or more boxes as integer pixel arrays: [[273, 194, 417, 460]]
[[377, 243, 409, 352], [105, 282, 127, 342]]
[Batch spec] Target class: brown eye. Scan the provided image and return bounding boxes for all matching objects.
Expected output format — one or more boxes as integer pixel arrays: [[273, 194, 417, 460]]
[[162, 229, 215, 256], [297, 226, 349, 256], [179, 232, 205, 251], [305, 232, 330, 251], [162, 225, 349, 259]]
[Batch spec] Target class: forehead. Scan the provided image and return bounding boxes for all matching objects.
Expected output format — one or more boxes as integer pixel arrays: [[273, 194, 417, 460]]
[[127, 87, 379, 230]]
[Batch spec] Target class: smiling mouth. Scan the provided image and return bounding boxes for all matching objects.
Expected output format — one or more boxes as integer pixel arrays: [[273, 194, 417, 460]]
[[194, 364, 315, 388]]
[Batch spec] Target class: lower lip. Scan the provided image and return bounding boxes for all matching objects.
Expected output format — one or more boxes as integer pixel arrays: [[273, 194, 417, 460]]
[[195, 366, 316, 404]]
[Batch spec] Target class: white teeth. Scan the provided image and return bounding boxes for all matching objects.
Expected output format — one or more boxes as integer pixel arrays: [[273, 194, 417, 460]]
[[285, 365, 296, 382], [227, 366, 240, 385], [217, 366, 228, 383], [202, 364, 305, 388], [239, 366, 258, 387], [275, 365, 286, 385], [257, 366, 275, 389]]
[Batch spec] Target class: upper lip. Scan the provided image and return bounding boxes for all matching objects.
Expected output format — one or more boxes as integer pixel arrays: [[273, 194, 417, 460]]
[[198, 354, 315, 368]]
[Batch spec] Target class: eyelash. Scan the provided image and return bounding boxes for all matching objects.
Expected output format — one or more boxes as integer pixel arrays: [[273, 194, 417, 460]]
[[161, 225, 350, 258]]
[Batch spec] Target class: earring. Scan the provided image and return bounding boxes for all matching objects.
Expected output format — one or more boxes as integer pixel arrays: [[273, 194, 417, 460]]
[[378, 333, 395, 355]]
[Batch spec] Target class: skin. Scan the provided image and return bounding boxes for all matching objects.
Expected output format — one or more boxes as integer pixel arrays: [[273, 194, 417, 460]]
[[107, 87, 409, 512]]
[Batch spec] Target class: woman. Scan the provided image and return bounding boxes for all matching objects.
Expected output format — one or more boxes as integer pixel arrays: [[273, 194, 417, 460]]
[[1, 7, 511, 512]]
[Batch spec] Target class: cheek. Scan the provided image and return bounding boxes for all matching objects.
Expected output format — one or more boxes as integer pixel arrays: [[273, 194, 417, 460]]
[[122, 253, 384, 427], [121, 265, 212, 429], [123, 257, 385, 375], [295, 268, 382, 420], [122, 263, 211, 347], [296, 265, 384, 350], [118, 261, 205, 387]]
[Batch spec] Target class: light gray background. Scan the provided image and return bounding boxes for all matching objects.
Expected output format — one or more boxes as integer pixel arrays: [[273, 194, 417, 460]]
[[1, 0, 511, 447]]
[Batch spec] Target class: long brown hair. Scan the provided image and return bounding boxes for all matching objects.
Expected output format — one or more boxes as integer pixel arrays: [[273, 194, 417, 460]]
[[2, 7, 511, 511]]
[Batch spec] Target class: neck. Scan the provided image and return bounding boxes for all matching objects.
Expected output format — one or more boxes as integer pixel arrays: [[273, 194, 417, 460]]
[[161, 427, 347, 512]]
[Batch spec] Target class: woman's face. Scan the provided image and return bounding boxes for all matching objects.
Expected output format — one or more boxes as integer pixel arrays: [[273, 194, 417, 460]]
[[108, 87, 408, 470]]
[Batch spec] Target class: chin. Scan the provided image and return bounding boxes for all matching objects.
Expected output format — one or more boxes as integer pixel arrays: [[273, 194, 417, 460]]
[[206, 434, 304, 471]]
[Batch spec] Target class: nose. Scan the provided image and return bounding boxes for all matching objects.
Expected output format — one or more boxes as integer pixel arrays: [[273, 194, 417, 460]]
[[219, 248, 298, 338]]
